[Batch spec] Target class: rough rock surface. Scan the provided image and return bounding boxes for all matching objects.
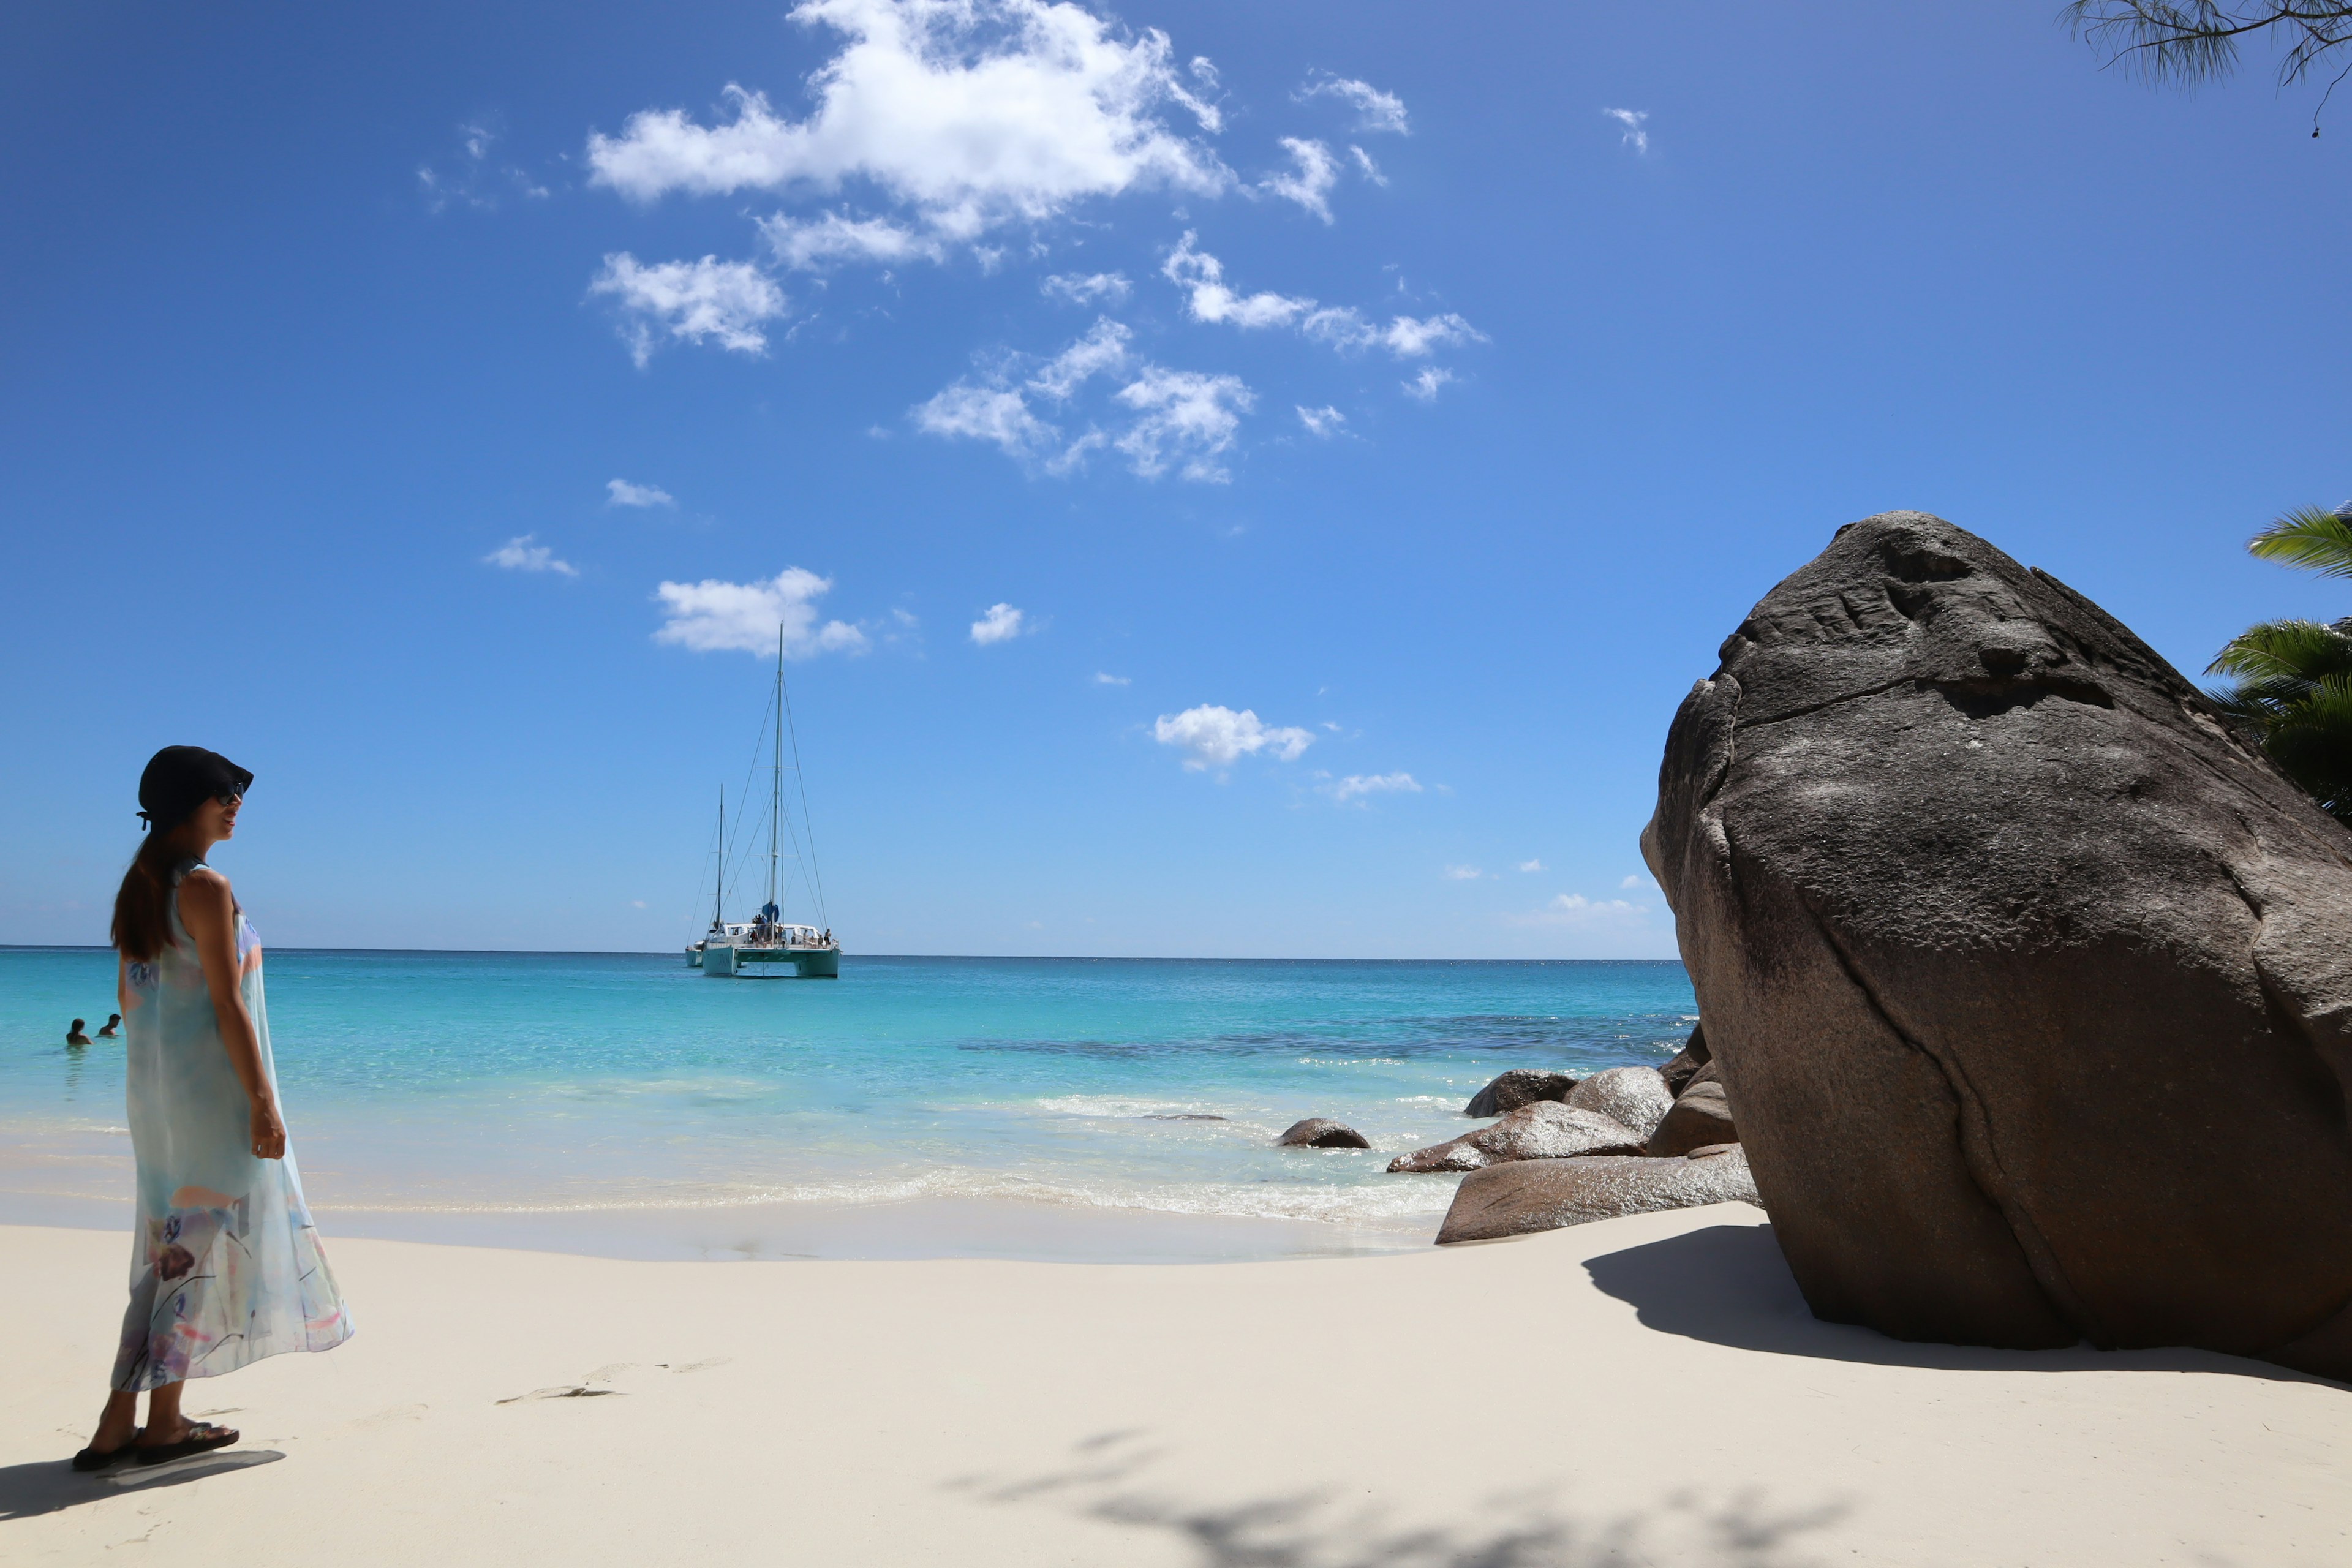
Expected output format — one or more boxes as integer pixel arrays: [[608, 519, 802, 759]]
[[1659, 1023, 1711, 1097], [1463, 1069, 1578, 1118], [1644, 510, 2352, 1372], [1277, 1118, 1371, 1149], [1436, 1146, 1760, 1243], [1387, 1102, 1644, 1174], [1648, 1078, 1736, 1156], [1565, 1067, 1675, 1144]]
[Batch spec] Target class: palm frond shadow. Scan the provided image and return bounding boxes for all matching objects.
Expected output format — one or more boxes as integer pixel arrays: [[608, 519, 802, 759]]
[[944, 1433, 1845, 1567]]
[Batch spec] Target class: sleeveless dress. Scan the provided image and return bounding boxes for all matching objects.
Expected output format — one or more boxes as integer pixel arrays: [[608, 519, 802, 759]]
[[111, 861, 353, 1390]]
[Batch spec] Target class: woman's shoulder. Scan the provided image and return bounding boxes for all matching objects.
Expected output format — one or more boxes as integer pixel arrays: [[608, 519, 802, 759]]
[[176, 864, 234, 913]]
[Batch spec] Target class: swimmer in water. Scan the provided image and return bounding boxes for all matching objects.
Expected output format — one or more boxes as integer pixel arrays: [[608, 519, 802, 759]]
[[99, 1014, 122, 1038], [67, 1018, 92, 1046]]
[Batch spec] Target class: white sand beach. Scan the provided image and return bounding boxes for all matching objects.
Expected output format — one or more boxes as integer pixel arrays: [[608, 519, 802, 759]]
[[4, 1206, 2342, 1566]]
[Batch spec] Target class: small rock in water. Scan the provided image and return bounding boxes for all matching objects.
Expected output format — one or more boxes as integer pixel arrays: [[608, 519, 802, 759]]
[[1388, 1102, 1644, 1173], [1435, 1147, 1761, 1243], [1659, 1023, 1711, 1097], [1463, 1068, 1577, 1118], [1278, 1118, 1371, 1149], [1566, 1066, 1675, 1142]]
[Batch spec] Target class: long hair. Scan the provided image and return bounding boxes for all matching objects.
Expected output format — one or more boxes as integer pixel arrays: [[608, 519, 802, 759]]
[[111, 832, 186, 963]]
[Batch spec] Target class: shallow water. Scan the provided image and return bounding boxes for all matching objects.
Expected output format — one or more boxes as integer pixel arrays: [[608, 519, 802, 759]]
[[0, 948, 1695, 1258]]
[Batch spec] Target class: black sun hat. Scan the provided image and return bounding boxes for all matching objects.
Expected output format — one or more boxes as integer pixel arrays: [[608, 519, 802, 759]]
[[137, 747, 253, 834]]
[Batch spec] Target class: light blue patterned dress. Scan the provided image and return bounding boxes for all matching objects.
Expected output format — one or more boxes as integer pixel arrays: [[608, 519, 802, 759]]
[[112, 861, 353, 1390]]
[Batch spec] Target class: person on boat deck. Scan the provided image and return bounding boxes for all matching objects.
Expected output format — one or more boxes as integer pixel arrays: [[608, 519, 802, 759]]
[[67, 1018, 92, 1046], [74, 746, 355, 1473], [99, 1014, 122, 1037]]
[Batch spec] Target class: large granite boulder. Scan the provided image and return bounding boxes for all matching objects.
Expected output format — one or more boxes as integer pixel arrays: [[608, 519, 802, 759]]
[[1278, 1118, 1371, 1149], [1436, 1145, 1760, 1243], [1648, 1074, 1736, 1156], [1463, 1069, 1578, 1118], [1644, 510, 2352, 1373], [1388, 1102, 1644, 1174], [1565, 1066, 1675, 1143]]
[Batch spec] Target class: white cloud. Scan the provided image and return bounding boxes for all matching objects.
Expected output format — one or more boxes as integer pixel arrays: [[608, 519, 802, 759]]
[[1027, 316, 1131, 399], [1164, 232, 1313, 328], [1041, 271, 1131, 306], [970, 602, 1027, 644], [1296, 72, 1409, 135], [912, 380, 1062, 461], [586, 0, 1229, 249], [1153, 704, 1313, 770], [1348, 145, 1387, 186], [1114, 366, 1251, 481], [607, 478, 676, 508], [1520, 859, 1545, 873], [1167, 236, 1483, 361], [589, 253, 787, 366], [1092, 671, 1130, 685], [1259, 137, 1339, 223], [1508, 891, 1649, 929], [760, 211, 941, 270], [484, 535, 578, 578], [1621, 873, 1654, 889], [1603, 107, 1649, 154], [1442, 864, 1483, 880], [418, 120, 549, 213], [1325, 771, 1420, 803], [1296, 405, 1344, 437], [1377, 314, 1483, 357], [1402, 366, 1455, 402], [652, 566, 869, 656]]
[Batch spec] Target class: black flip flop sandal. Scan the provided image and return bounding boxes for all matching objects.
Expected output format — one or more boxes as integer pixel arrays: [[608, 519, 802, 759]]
[[132, 1420, 240, 1466], [70, 1430, 145, 1472]]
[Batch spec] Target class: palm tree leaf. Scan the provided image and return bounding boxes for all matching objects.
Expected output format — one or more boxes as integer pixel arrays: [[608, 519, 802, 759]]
[[2248, 505, 2352, 581]]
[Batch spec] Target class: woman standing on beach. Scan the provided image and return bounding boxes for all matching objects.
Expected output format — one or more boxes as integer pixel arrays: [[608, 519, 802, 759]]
[[74, 747, 353, 1471]]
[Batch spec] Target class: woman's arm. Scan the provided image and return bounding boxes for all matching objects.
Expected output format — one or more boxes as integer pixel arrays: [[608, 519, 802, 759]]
[[176, 869, 287, 1160]]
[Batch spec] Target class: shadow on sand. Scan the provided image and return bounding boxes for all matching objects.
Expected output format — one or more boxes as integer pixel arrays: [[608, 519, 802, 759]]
[[946, 1430, 1848, 1567], [0, 1448, 284, 1521], [1583, 1221, 2339, 1384]]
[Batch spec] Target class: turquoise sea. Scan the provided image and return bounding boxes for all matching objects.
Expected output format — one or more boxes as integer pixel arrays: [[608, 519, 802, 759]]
[[0, 947, 1695, 1260]]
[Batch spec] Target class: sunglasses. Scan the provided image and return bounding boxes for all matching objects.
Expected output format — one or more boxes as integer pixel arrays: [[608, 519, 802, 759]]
[[214, 787, 245, 807]]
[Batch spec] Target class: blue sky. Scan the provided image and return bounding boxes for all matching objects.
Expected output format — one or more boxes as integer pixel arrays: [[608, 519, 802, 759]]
[[4, 1, 2348, 957]]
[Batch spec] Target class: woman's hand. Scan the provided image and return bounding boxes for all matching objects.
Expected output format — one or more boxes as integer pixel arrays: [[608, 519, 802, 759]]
[[249, 1098, 287, 1161]]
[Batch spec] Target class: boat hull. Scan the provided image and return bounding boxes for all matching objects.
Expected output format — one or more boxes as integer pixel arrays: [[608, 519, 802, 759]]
[[701, 943, 840, 979]]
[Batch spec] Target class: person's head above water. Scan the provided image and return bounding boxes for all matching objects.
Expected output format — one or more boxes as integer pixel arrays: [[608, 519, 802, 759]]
[[71, 1019, 86, 1031], [114, 747, 254, 963]]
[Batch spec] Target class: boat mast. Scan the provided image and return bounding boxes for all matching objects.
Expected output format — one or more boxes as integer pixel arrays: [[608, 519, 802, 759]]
[[712, 785, 726, 931], [769, 624, 783, 925]]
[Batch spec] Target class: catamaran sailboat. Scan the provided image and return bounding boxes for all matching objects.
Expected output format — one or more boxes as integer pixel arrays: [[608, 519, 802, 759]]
[[686, 630, 842, 979]]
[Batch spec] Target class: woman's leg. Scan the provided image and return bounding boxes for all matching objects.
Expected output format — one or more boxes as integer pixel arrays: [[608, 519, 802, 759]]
[[85, 1388, 140, 1453], [140, 1380, 187, 1446]]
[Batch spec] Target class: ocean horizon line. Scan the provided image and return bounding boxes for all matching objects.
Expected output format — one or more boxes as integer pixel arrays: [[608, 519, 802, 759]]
[[4, 944, 1685, 966]]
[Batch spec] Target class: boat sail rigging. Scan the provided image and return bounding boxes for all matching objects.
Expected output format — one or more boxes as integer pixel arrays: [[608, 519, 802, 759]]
[[686, 626, 841, 979]]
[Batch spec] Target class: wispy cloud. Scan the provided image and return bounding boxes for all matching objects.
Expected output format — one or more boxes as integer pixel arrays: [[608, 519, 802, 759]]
[[1041, 271, 1132, 306], [970, 602, 1027, 644], [1620, 873, 1654, 889], [484, 535, 577, 578], [586, 0, 1229, 253], [1602, 108, 1649, 154], [1296, 405, 1345, 437], [1324, 771, 1421, 804], [1504, 892, 1652, 929], [606, 478, 676, 508], [418, 120, 549, 213], [1442, 864, 1483, 880], [589, 253, 786, 366], [1164, 233, 1313, 328], [760, 211, 941, 271], [1092, 671, 1131, 686], [1153, 704, 1314, 771], [1295, 72, 1409, 135], [1259, 137, 1340, 223], [1402, 367, 1455, 402], [1348, 145, 1387, 186], [1165, 235, 1483, 363], [652, 566, 867, 656], [1114, 366, 1252, 481], [1520, 859, 1545, 873]]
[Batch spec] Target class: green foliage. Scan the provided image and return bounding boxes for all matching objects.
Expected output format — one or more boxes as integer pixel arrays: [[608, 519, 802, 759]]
[[2207, 505, 2352, 822]]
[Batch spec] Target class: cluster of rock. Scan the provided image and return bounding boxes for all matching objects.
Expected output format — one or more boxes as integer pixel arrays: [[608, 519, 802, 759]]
[[1645, 510, 2352, 1376], [1367, 1046, 1763, 1243]]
